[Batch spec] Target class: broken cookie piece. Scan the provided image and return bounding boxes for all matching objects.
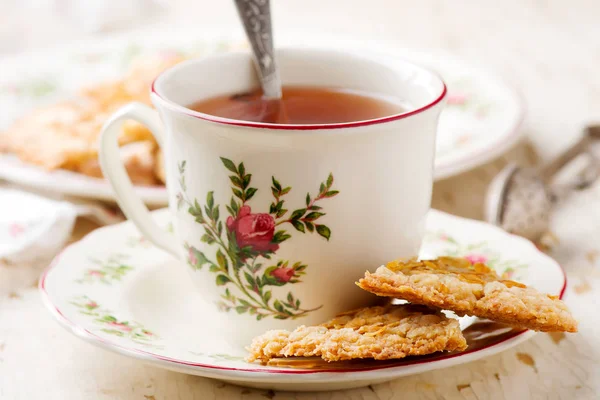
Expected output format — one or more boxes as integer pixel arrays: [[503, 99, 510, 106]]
[[357, 257, 577, 333], [247, 304, 467, 364]]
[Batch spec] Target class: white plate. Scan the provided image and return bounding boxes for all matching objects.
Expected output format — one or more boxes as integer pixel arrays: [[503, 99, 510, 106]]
[[0, 154, 167, 206], [40, 209, 564, 391], [394, 47, 525, 179], [0, 31, 523, 204]]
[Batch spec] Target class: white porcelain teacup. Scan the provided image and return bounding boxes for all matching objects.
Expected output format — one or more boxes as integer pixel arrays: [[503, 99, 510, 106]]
[[100, 48, 446, 347]]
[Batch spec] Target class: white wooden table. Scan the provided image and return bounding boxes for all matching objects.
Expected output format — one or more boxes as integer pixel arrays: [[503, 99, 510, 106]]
[[1, 1, 599, 398]]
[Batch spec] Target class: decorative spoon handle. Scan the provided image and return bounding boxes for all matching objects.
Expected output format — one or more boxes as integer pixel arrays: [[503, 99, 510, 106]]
[[234, 0, 282, 99], [542, 125, 600, 194]]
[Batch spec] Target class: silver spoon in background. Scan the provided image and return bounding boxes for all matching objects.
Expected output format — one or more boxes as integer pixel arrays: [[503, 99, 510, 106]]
[[234, 0, 287, 123], [485, 125, 600, 242]]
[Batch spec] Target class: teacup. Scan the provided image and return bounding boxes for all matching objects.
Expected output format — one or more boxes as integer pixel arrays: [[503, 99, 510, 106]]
[[99, 48, 446, 347]]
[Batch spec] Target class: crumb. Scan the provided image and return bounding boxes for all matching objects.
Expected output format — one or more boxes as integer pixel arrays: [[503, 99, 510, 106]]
[[574, 281, 592, 294], [516, 352, 537, 372], [548, 332, 565, 345]]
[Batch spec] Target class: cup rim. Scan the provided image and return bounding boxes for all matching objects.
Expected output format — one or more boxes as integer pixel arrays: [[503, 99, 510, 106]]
[[151, 48, 447, 131]]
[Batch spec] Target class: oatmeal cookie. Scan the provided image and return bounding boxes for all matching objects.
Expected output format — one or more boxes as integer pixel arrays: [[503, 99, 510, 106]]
[[246, 304, 466, 364], [357, 257, 577, 333]]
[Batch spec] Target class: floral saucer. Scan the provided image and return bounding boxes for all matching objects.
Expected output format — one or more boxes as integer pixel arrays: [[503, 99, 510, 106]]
[[40, 209, 565, 392]]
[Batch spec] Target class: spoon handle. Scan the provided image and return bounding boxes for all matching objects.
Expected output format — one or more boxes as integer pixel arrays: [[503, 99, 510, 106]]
[[234, 0, 282, 99], [539, 125, 600, 182]]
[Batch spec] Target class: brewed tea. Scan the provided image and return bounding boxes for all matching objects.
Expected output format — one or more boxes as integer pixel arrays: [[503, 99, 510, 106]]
[[188, 86, 407, 124]]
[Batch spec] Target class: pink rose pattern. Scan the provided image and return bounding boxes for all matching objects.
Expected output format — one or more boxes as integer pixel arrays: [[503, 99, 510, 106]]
[[85, 301, 98, 310], [465, 254, 488, 264], [447, 94, 468, 105], [108, 321, 133, 332], [177, 158, 339, 320], [187, 246, 198, 266], [8, 223, 25, 238], [226, 205, 279, 256], [271, 266, 295, 283], [445, 91, 490, 119], [71, 296, 157, 345]]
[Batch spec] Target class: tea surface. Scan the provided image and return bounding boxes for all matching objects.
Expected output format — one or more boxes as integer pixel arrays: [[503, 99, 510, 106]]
[[188, 86, 407, 124]]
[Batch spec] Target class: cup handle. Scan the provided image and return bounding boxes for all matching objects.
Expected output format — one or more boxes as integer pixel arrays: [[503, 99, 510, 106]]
[[99, 102, 180, 258]]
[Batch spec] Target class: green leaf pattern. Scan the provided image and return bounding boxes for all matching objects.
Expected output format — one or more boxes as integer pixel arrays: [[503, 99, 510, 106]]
[[176, 158, 340, 320], [70, 296, 159, 346], [76, 255, 133, 285]]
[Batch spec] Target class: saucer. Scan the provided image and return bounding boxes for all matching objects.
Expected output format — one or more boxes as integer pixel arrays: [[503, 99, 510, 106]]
[[40, 209, 565, 391]]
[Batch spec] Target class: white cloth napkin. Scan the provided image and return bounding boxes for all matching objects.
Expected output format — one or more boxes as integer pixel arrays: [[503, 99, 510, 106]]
[[0, 187, 123, 293]]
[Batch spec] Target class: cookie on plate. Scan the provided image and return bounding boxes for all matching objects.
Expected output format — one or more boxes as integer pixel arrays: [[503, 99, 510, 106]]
[[246, 304, 467, 364], [0, 54, 183, 185], [0, 101, 101, 170], [357, 257, 577, 333]]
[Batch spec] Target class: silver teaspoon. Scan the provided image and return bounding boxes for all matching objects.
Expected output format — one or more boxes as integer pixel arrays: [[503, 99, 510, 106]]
[[234, 0, 282, 100], [485, 125, 600, 241]]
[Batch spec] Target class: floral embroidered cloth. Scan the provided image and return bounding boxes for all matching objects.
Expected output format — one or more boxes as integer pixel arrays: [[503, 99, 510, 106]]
[[0, 186, 123, 293]]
